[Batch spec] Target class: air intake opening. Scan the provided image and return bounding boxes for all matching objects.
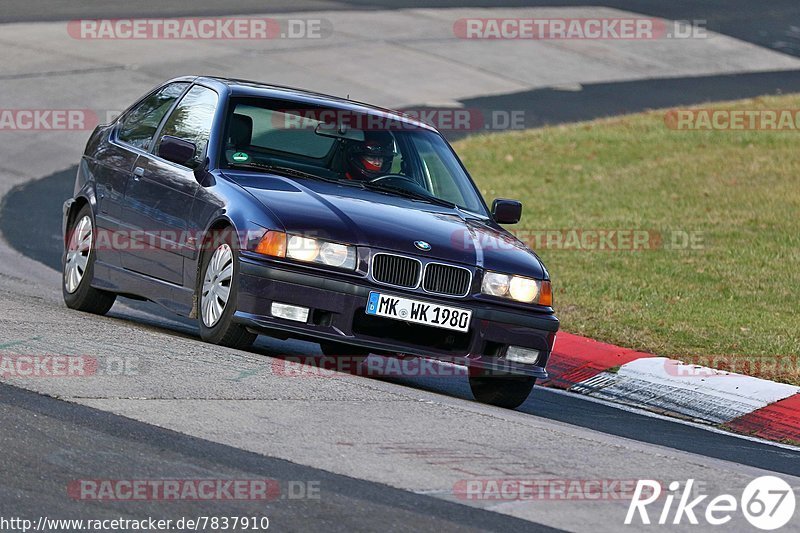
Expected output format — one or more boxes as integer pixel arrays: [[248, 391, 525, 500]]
[[371, 253, 421, 288], [423, 263, 471, 296]]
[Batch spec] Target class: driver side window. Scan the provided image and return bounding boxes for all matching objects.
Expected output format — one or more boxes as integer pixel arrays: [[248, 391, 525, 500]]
[[117, 82, 188, 151], [155, 85, 219, 166]]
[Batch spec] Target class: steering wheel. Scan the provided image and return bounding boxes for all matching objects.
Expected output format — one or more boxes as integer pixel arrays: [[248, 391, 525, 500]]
[[368, 173, 418, 186], [367, 173, 431, 194]]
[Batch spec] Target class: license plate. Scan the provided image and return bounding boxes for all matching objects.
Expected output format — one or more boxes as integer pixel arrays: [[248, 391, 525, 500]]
[[365, 291, 472, 332]]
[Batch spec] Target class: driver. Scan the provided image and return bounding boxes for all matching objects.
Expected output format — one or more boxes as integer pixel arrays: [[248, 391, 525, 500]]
[[343, 131, 395, 181]]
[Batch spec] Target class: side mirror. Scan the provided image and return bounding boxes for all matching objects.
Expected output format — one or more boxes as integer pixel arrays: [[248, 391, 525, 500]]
[[158, 135, 197, 167], [193, 157, 214, 186], [492, 199, 522, 224]]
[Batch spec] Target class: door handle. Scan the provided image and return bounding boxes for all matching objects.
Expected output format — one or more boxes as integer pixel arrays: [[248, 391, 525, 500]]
[[133, 167, 145, 180]]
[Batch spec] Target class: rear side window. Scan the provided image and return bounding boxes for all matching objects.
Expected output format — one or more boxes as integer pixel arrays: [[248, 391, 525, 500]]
[[155, 85, 219, 166], [117, 82, 188, 151]]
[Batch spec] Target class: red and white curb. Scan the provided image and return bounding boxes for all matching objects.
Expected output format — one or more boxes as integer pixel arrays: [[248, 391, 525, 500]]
[[544, 333, 800, 444]]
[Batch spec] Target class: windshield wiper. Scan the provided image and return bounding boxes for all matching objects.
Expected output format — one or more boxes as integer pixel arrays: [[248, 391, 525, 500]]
[[360, 182, 458, 209], [227, 162, 347, 185]]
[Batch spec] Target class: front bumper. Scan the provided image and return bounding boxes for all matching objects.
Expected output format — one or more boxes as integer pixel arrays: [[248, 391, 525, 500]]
[[235, 257, 559, 378]]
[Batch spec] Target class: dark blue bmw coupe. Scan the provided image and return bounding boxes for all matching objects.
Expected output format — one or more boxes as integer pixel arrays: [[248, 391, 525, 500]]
[[62, 76, 559, 408]]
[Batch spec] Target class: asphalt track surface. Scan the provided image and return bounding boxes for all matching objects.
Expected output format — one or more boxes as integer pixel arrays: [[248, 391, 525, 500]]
[[0, 383, 556, 533], [1, 1, 800, 532], [3, 0, 800, 58]]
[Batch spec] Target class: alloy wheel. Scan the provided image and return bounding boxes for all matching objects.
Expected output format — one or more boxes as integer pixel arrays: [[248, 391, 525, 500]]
[[64, 215, 93, 294], [201, 243, 234, 327]]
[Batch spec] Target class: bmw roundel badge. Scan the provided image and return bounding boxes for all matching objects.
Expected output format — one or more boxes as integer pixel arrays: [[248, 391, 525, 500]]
[[414, 240, 432, 251]]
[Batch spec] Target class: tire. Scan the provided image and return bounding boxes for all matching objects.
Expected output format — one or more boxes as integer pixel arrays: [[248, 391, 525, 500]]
[[62, 204, 116, 315], [469, 375, 535, 409], [197, 228, 257, 350]]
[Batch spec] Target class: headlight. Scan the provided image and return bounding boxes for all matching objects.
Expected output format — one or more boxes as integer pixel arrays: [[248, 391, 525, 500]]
[[509, 276, 538, 302], [482, 271, 510, 296], [481, 271, 552, 306], [255, 231, 357, 270], [287, 236, 319, 262], [318, 242, 351, 267]]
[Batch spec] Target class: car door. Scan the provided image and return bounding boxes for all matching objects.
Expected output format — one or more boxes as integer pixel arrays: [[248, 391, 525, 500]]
[[94, 81, 189, 267], [120, 84, 219, 285]]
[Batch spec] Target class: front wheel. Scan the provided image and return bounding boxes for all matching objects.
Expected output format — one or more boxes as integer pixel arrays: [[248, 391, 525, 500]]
[[469, 375, 535, 409], [198, 229, 256, 350], [62, 205, 116, 314]]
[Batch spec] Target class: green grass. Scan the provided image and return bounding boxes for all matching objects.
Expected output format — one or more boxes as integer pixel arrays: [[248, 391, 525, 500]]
[[454, 94, 800, 384]]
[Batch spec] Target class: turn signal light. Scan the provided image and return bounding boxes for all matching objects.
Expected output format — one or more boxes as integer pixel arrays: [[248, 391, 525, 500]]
[[539, 280, 552, 307], [255, 231, 287, 257]]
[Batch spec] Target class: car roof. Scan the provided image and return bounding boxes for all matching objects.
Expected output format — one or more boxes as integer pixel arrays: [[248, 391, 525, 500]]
[[183, 75, 438, 133]]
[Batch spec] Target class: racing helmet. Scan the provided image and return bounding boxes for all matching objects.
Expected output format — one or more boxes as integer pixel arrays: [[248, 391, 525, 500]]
[[345, 131, 395, 180]]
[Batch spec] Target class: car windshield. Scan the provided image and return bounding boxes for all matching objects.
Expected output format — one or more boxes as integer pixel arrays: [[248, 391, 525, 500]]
[[220, 97, 488, 215]]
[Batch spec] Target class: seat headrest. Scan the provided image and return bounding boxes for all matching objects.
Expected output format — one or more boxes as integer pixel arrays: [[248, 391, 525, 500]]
[[228, 113, 253, 147]]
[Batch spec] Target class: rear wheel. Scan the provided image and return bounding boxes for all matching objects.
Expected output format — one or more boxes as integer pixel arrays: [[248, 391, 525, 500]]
[[62, 205, 116, 314], [198, 229, 256, 350], [469, 375, 535, 409]]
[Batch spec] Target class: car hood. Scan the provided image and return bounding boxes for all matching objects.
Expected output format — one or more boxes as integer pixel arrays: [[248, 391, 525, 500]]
[[227, 172, 546, 278]]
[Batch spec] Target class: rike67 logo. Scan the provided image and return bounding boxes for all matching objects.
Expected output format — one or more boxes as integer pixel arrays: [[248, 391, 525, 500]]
[[626, 477, 796, 530]]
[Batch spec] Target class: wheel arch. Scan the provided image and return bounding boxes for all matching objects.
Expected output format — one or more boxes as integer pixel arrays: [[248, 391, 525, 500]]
[[64, 195, 92, 246], [190, 215, 239, 318]]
